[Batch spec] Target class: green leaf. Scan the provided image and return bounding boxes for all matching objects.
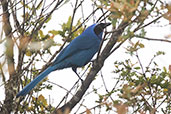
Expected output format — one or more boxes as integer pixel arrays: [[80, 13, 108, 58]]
[[134, 67, 140, 70], [139, 43, 145, 48], [39, 30, 44, 38], [26, 50, 32, 56], [140, 28, 146, 37], [156, 51, 165, 56], [66, 16, 72, 28], [48, 30, 59, 35], [45, 16, 52, 23], [163, 67, 167, 73]]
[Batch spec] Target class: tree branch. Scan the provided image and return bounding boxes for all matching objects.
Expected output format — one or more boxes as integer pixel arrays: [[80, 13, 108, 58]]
[[1, 0, 15, 76], [135, 35, 171, 43], [1, 0, 17, 113]]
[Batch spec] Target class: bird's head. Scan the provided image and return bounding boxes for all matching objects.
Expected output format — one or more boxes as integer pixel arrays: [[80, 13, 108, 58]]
[[82, 23, 111, 40], [94, 23, 111, 36]]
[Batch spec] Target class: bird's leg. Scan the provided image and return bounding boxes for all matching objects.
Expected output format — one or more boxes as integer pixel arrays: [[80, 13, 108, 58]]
[[72, 67, 83, 83]]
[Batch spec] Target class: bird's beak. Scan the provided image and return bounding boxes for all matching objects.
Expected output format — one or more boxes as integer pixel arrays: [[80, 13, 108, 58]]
[[101, 23, 111, 29], [104, 23, 111, 28]]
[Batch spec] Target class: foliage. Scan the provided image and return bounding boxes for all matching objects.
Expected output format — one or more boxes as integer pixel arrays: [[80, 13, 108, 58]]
[[94, 48, 171, 113]]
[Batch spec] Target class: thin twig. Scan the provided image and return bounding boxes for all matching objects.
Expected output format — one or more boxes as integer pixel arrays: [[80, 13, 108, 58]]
[[135, 35, 171, 43], [47, 80, 74, 96]]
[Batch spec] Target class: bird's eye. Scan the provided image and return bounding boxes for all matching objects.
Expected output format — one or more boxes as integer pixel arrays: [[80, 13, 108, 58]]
[[94, 24, 103, 36], [94, 23, 111, 36]]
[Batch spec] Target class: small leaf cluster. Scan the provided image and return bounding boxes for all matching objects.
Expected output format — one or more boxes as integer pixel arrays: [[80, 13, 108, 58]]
[[55, 16, 84, 42], [112, 51, 171, 113], [19, 95, 55, 113]]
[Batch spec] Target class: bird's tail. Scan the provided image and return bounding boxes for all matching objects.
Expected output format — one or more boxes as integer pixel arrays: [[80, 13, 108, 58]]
[[16, 66, 54, 97]]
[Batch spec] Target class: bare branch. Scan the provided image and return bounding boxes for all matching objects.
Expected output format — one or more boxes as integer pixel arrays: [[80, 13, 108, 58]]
[[1, 1, 17, 113], [135, 35, 171, 43], [1, 0, 15, 76]]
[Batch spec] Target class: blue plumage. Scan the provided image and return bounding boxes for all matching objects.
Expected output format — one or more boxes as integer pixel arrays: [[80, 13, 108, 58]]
[[17, 23, 110, 97]]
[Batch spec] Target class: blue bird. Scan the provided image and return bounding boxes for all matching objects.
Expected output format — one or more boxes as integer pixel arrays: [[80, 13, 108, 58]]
[[16, 23, 111, 97]]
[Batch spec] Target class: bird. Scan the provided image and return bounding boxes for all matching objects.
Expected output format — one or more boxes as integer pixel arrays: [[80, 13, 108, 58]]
[[16, 23, 111, 97]]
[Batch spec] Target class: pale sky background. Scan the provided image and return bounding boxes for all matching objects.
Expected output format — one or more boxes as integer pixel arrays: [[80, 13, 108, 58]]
[[0, 0, 171, 113]]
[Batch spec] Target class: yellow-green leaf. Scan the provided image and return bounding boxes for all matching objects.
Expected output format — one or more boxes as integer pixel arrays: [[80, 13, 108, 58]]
[[26, 50, 32, 56], [39, 30, 44, 38], [45, 16, 52, 23], [48, 30, 59, 35]]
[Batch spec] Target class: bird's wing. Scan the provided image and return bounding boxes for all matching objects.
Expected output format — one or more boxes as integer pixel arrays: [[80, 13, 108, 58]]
[[53, 34, 99, 65]]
